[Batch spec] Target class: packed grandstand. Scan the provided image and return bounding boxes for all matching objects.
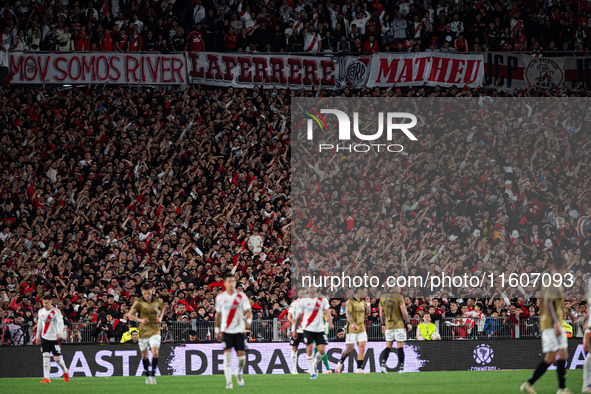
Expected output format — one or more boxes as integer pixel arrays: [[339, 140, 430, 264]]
[[0, 0, 591, 347]]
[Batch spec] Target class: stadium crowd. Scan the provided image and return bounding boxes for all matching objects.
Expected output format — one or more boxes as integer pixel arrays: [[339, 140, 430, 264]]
[[0, 80, 589, 345], [0, 0, 590, 346], [0, 0, 590, 54]]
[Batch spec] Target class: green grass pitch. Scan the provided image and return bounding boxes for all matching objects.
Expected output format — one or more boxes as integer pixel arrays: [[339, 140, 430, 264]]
[[0, 370, 584, 393]]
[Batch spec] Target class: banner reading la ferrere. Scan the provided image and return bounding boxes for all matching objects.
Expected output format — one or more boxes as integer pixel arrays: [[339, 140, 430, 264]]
[[0, 340, 585, 378], [186, 51, 373, 89], [8, 52, 186, 84]]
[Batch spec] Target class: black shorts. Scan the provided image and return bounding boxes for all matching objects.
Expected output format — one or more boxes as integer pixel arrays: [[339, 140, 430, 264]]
[[303, 330, 327, 346], [290, 332, 304, 347], [41, 338, 62, 356], [222, 332, 247, 351]]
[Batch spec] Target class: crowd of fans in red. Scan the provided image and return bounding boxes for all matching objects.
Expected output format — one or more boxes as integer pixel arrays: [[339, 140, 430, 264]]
[[0, 0, 590, 346], [0, 0, 590, 54], [0, 81, 589, 345]]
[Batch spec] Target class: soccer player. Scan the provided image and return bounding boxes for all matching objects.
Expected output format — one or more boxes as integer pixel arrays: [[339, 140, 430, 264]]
[[378, 287, 412, 374], [215, 274, 252, 389], [36, 295, 70, 383], [127, 282, 166, 385], [295, 291, 333, 379], [335, 289, 371, 374], [583, 278, 591, 393], [521, 253, 574, 394], [288, 297, 304, 374]]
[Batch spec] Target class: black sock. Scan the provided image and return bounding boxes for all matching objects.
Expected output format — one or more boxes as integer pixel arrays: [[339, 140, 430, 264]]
[[142, 358, 150, 376], [556, 359, 566, 389], [528, 360, 550, 385], [340, 352, 349, 363], [152, 358, 159, 375], [380, 348, 391, 365], [397, 347, 405, 368], [356, 358, 364, 369]]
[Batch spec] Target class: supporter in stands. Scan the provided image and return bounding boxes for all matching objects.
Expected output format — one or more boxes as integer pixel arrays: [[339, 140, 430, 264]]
[[0, 0, 589, 54]]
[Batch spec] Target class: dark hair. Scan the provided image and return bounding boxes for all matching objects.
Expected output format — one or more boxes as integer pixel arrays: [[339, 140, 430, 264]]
[[224, 273, 234, 281], [189, 330, 197, 336], [42, 295, 52, 301], [142, 282, 153, 291], [552, 250, 566, 270]]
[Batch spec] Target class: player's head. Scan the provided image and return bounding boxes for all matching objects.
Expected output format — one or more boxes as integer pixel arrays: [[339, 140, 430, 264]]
[[42, 295, 53, 310], [224, 274, 236, 292], [551, 250, 567, 274], [356, 288, 367, 299], [141, 282, 154, 300]]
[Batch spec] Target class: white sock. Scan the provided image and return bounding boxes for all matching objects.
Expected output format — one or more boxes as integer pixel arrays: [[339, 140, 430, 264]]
[[237, 356, 246, 375], [584, 352, 591, 390], [55, 357, 68, 372], [307, 355, 316, 374], [291, 350, 298, 372], [223, 352, 232, 384], [43, 352, 51, 379], [314, 351, 323, 367]]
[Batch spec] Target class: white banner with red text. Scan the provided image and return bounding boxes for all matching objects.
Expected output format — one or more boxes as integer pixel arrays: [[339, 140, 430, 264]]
[[367, 52, 485, 88], [186, 51, 372, 89], [7, 52, 186, 85]]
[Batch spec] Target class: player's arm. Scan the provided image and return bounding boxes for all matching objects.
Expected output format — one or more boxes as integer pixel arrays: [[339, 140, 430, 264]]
[[287, 310, 295, 326], [55, 310, 65, 341], [364, 297, 371, 317], [345, 301, 357, 330], [544, 297, 561, 336], [324, 307, 333, 329], [157, 302, 167, 324], [400, 303, 412, 331], [245, 308, 253, 330], [379, 304, 386, 334], [127, 303, 148, 324], [35, 311, 43, 344], [294, 312, 303, 331], [214, 310, 222, 341]]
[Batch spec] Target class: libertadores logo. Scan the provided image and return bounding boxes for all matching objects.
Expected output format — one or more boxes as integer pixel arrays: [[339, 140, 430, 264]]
[[473, 344, 494, 365], [305, 108, 418, 153]]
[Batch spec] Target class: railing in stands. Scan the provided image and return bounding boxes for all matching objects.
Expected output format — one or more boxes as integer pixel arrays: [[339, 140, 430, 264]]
[[0, 316, 583, 345]]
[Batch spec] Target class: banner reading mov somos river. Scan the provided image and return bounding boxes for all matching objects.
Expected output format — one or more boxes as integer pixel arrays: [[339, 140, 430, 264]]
[[8, 52, 186, 84], [367, 52, 485, 88]]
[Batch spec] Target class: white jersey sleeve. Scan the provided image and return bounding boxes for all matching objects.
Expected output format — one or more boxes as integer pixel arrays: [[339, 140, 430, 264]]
[[289, 299, 304, 333]]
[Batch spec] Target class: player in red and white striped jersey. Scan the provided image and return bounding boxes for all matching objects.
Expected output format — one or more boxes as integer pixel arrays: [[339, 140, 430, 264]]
[[215, 274, 252, 390], [35, 295, 69, 384], [295, 292, 333, 379]]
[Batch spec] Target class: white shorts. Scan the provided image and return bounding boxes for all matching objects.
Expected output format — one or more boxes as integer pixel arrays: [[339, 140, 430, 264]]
[[385, 329, 407, 343], [139, 335, 162, 352], [541, 328, 567, 353], [345, 332, 368, 344]]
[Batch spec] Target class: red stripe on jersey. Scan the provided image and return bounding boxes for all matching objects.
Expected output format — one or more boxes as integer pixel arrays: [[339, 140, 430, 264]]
[[225, 293, 243, 331], [305, 298, 322, 328], [42, 309, 56, 336]]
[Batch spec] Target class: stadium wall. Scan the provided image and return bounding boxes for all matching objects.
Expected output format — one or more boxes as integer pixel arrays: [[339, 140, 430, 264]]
[[0, 340, 585, 378]]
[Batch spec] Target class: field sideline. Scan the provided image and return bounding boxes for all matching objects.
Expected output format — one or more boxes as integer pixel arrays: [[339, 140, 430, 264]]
[[0, 370, 584, 394]]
